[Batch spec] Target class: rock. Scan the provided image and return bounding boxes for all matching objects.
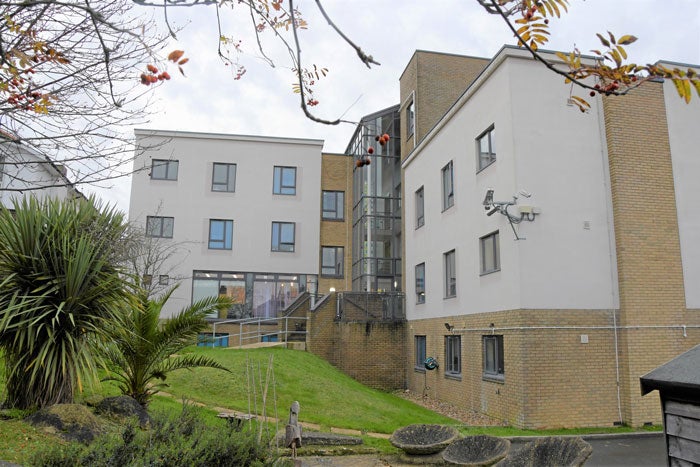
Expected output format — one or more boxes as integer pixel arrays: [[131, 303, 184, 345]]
[[390, 424, 460, 455], [95, 395, 151, 429], [25, 403, 102, 444], [275, 431, 363, 447], [442, 435, 511, 466], [495, 437, 592, 467]]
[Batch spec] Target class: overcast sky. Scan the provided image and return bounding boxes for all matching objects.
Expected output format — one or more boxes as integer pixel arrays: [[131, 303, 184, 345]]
[[90, 0, 700, 212]]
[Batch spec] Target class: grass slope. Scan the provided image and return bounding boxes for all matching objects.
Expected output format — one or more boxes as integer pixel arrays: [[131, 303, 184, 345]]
[[164, 346, 456, 433]]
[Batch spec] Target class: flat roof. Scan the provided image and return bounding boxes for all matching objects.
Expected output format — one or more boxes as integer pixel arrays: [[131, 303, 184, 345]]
[[134, 128, 324, 147]]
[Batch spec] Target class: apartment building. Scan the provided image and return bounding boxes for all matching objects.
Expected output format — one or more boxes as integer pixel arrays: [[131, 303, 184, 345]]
[[401, 46, 700, 428], [129, 130, 323, 319], [128, 46, 700, 429]]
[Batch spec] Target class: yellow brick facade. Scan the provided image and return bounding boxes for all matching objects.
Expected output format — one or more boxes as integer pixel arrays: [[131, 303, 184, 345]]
[[318, 153, 353, 293], [603, 82, 700, 426], [399, 51, 490, 159]]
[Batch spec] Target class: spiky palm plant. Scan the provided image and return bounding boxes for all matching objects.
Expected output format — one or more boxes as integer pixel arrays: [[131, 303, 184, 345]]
[[0, 196, 131, 409], [102, 286, 231, 407]]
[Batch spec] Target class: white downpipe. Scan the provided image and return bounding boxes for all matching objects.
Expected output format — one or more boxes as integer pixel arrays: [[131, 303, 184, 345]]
[[596, 92, 624, 425]]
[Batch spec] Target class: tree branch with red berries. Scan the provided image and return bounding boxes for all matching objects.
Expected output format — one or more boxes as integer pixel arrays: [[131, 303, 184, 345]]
[[478, 0, 700, 112]]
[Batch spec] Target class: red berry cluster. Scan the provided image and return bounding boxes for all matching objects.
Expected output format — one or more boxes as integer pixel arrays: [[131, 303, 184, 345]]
[[590, 80, 621, 97], [140, 64, 170, 86], [356, 134, 391, 168], [5, 69, 45, 110], [376, 133, 390, 146]]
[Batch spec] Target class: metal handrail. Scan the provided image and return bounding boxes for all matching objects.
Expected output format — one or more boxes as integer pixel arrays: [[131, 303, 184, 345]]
[[209, 315, 308, 348]]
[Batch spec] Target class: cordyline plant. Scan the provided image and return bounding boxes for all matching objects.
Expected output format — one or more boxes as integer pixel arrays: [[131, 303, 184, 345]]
[[101, 286, 231, 408], [0, 196, 131, 409]]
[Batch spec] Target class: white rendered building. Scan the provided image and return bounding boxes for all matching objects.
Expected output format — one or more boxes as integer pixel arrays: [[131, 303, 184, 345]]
[[401, 46, 700, 427], [0, 135, 79, 207], [129, 129, 323, 319]]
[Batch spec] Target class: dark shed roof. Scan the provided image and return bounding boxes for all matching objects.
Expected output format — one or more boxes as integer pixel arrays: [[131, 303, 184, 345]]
[[640, 344, 700, 397]]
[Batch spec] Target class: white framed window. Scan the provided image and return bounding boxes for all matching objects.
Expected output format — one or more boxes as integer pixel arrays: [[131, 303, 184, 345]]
[[415, 263, 425, 304], [483, 335, 504, 380], [445, 335, 461, 377], [407, 100, 415, 136], [415, 186, 424, 228], [322, 191, 344, 220], [212, 163, 236, 192], [151, 159, 179, 180], [441, 161, 454, 210], [415, 335, 426, 370], [476, 125, 496, 172], [321, 246, 344, 277], [271, 221, 295, 252], [208, 219, 233, 250], [273, 166, 296, 195], [146, 216, 174, 238], [480, 231, 500, 275], [444, 249, 456, 298]]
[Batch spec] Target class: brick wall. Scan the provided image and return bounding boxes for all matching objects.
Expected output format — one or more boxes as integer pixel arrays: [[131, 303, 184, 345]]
[[399, 51, 490, 159], [319, 153, 354, 293], [603, 83, 700, 425], [407, 309, 626, 429], [307, 292, 407, 390]]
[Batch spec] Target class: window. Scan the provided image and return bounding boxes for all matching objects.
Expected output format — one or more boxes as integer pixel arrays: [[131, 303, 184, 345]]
[[212, 163, 236, 192], [273, 166, 296, 195], [480, 231, 500, 274], [444, 249, 456, 298], [441, 161, 454, 210], [158, 275, 169, 285], [208, 219, 233, 250], [322, 191, 344, 220], [415, 263, 425, 304], [142, 274, 153, 286], [151, 159, 179, 180], [415, 335, 426, 369], [477, 126, 496, 171], [445, 335, 461, 377], [483, 335, 504, 380], [146, 216, 174, 238], [321, 246, 344, 277], [407, 100, 415, 136], [271, 222, 295, 252], [415, 186, 424, 228]]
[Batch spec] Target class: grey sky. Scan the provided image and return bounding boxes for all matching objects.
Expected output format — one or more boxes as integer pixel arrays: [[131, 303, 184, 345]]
[[89, 0, 700, 211]]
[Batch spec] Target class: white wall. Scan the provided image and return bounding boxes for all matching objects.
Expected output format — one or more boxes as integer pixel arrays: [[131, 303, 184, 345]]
[[0, 143, 74, 207], [129, 130, 323, 316], [664, 74, 700, 308], [404, 50, 619, 321]]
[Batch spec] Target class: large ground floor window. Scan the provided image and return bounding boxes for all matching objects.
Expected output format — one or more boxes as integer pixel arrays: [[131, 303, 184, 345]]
[[192, 270, 318, 319]]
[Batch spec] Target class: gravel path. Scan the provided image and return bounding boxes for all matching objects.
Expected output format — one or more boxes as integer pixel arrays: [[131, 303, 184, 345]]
[[394, 390, 507, 427]]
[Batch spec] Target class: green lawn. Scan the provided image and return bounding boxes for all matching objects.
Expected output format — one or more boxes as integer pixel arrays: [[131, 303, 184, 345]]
[[0, 345, 660, 463], [163, 346, 457, 434]]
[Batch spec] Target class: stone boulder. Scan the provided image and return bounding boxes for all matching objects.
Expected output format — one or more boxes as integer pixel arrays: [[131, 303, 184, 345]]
[[95, 395, 151, 429], [390, 424, 460, 455], [495, 437, 592, 467], [442, 435, 511, 466], [25, 403, 103, 443]]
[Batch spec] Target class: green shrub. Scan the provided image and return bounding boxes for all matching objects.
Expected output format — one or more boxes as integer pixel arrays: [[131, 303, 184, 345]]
[[28, 404, 276, 466]]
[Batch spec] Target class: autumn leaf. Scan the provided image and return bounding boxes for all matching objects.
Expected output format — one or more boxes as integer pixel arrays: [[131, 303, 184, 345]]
[[167, 50, 185, 62]]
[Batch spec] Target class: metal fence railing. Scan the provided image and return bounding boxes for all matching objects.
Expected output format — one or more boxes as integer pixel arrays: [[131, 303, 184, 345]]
[[336, 292, 405, 322]]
